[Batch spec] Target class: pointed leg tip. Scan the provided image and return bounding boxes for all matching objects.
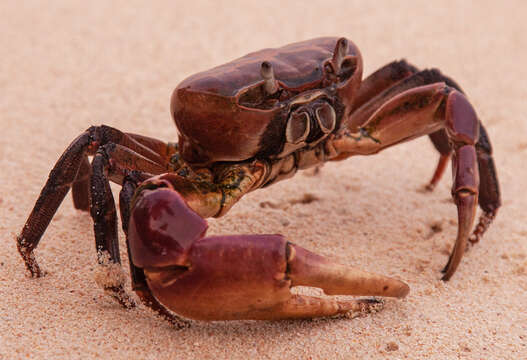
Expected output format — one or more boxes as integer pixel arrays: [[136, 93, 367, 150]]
[[440, 263, 456, 281], [424, 183, 436, 192], [24, 260, 43, 278], [16, 240, 44, 278], [106, 286, 137, 309], [440, 272, 452, 281], [440, 258, 456, 280]]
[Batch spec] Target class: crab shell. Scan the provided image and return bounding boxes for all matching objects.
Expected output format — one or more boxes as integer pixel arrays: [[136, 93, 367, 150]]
[[171, 37, 363, 165]]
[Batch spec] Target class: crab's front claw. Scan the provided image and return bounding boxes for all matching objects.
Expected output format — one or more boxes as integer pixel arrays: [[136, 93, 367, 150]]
[[287, 243, 409, 298], [128, 186, 408, 321]]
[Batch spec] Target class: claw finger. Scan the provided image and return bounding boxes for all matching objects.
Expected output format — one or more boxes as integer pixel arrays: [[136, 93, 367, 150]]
[[250, 295, 384, 320], [287, 243, 409, 298]]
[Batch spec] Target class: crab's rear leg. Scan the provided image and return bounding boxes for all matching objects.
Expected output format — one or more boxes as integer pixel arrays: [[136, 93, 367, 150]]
[[351, 59, 419, 112], [351, 64, 463, 192], [425, 123, 500, 246], [333, 83, 491, 280], [351, 66, 501, 237]]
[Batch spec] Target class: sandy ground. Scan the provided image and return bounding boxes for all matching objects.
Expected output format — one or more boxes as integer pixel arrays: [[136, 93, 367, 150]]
[[1, 1, 526, 359]]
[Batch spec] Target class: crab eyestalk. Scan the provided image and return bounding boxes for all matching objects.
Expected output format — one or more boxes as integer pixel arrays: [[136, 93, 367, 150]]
[[261, 61, 278, 95], [331, 37, 348, 74]]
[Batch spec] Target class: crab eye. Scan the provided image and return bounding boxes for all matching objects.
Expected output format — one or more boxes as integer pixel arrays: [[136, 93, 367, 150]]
[[286, 111, 310, 144], [260, 61, 278, 95], [315, 103, 336, 133]]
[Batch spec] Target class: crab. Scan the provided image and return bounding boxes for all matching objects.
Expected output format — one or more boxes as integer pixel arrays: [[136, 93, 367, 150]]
[[17, 37, 500, 326]]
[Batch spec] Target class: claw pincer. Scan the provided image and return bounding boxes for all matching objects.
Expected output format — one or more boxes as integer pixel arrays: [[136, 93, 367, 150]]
[[128, 182, 408, 321]]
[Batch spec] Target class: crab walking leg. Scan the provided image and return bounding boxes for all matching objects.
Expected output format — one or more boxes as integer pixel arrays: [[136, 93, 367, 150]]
[[333, 83, 481, 280], [351, 59, 418, 113], [348, 66, 501, 238], [16, 125, 171, 277], [71, 155, 92, 211], [426, 153, 451, 190], [418, 121, 500, 239], [70, 129, 176, 212], [349, 68, 465, 191], [347, 70, 457, 131], [90, 143, 167, 307], [17, 131, 93, 277], [124, 132, 178, 161], [470, 124, 501, 242]]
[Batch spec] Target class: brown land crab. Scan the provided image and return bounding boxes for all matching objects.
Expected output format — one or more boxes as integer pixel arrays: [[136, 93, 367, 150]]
[[17, 37, 500, 326]]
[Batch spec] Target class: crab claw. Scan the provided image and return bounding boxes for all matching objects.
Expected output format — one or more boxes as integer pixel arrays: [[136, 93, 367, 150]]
[[128, 186, 409, 321]]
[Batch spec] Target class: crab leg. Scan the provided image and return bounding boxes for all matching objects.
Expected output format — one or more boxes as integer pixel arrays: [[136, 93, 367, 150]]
[[16, 125, 171, 277], [351, 66, 500, 238], [126, 186, 409, 321], [70, 130, 176, 212], [350, 63, 453, 190], [333, 83, 483, 280], [90, 143, 167, 306], [350, 66, 465, 191], [71, 155, 92, 211], [351, 59, 418, 112]]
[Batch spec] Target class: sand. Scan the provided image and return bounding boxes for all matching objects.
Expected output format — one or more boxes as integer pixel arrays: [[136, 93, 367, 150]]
[[1, 1, 526, 359]]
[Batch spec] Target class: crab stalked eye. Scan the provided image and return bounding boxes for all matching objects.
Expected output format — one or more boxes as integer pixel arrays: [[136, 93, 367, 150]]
[[286, 111, 310, 144], [323, 61, 334, 75], [331, 37, 348, 73], [315, 103, 336, 134], [260, 61, 278, 95], [324, 37, 356, 83]]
